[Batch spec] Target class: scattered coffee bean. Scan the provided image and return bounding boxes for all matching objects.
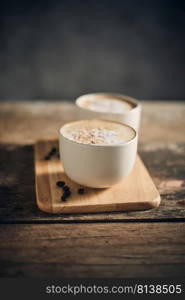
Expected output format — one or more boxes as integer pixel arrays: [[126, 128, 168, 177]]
[[56, 181, 65, 187], [61, 195, 67, 201], [44, 155, 50, 160], [63, 185, 70, 191], [50, 147, 57, 154], [44, 147, 58, 160], [61, 190, 71, 201], [49, 147, 57, 156], [64, 190, 71, 197], [78, 188, 85, 195]]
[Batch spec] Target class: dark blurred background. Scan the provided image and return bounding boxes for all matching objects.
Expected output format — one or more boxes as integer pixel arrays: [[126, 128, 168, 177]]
[[0, 0, 185, 101]]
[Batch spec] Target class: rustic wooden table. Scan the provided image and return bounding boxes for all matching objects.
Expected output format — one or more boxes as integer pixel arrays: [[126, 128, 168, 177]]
[[0, 101, 185, 278]]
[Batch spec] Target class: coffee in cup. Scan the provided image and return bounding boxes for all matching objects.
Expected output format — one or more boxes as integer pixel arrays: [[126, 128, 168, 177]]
[[61, 119, 135, 145]]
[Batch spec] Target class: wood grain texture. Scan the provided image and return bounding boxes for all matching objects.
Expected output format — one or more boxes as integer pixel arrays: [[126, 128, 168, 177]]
[[35, 140, 160, 214], [0, 222, 184, 278]]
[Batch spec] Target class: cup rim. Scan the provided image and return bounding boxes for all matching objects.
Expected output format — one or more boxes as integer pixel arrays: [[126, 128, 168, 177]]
[[59, 119, 137, 148], [76, 92, 141, 116]]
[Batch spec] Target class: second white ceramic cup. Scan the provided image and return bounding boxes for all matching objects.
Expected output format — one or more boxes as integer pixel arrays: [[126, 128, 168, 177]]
[[76, 93, 141, 131]]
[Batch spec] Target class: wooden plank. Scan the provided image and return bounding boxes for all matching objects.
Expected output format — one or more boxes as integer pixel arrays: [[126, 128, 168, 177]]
[[35, 140, 160, 214], [0, 223, 184, 277]]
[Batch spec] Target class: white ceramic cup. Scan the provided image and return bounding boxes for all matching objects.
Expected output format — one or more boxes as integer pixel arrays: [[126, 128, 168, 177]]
[[76, 93, 141, 131], [59, 120, 138, 188]]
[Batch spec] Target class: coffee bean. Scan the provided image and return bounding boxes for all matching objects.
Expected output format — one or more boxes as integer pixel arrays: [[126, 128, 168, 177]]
[[44, 155, 50, 160], [63, 185, 70, 191], [50, 147, 57, 154], [63, 186, 71, 194], [78, 188, 85, 195], [49, 147, 57, 156], [46, 147, 58, 159], [56, 181, 65, 187], [61, 190, 71, 202], [64, 192, 71, 199], [61, 195, 67, 201]]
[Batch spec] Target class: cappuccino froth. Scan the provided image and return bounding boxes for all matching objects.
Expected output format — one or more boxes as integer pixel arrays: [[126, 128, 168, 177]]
[[61, 119, 135, 145], [80, 96, 133, 113]]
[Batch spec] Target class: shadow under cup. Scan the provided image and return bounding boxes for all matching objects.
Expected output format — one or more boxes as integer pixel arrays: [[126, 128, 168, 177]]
[[75, 93, 141, 132]]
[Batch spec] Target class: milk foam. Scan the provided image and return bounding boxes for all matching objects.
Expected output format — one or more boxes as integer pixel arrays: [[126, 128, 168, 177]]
[[61, 119, 135, 145], [81, 97, 133, 113]]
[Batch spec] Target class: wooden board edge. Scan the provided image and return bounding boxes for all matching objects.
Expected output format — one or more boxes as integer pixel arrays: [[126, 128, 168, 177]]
[[34, 142, 53, 214], [49, 196, 161, 214]]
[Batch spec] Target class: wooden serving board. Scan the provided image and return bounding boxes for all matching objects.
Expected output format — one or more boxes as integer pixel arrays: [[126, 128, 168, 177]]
[[35, 140, 161, 214]]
